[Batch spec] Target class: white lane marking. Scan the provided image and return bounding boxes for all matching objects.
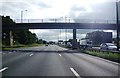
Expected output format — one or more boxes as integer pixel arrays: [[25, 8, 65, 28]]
[[30, 53, 34, 56], [70, 68, 81, 78], [0, 67, 8, 72], [59, 54, 61, 56]]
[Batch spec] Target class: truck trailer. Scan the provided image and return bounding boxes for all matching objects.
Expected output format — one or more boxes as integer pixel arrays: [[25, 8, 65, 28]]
[[79, 39, 92, 49]]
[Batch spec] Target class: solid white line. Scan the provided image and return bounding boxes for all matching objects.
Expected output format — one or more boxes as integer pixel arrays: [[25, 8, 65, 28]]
[[59, 54, 61, 56], [30, 53, 34, 56], [70, 68, 81, 78], [0, 67, 8, 72]]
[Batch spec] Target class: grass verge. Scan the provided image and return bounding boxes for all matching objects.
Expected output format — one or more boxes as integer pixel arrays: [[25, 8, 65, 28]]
[[2, 44, 44, 51], [82, 50, 120, 63]]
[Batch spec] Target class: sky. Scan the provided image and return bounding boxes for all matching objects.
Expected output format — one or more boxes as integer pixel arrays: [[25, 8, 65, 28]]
[[0, 0, 119, 42]]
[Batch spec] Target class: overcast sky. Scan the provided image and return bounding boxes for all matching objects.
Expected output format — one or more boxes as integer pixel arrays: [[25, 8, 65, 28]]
[[0, 0, 119, 41]]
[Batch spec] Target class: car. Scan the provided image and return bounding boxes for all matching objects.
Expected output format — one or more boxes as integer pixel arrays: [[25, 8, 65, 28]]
[[100, 43, 117, 51], [45, 44, 48, 46], [66, 42, 72, 48]]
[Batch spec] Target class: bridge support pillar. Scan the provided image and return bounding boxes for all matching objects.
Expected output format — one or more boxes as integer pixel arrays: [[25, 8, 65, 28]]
[[72, 29, 77, 49], [6, 30, 13, 47]]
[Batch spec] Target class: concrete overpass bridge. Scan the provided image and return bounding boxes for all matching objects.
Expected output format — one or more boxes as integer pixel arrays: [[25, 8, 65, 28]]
[[2, 19, 120, 50]]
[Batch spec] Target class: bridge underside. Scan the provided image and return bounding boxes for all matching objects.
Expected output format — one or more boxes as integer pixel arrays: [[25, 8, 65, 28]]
[[3, 23, 119, 30]]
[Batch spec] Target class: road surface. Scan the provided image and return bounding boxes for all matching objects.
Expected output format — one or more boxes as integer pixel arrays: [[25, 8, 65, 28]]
[[1, 45, 120, 78], [14, 45, 68, 52]]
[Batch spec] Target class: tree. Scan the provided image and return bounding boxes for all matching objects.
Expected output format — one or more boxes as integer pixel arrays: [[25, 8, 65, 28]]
[[37, 39, 43, 44], [12, 30, 38, 44], [42, 40, 47, 44], [2, 16, 38, 45], [2, 16, 15, 46]]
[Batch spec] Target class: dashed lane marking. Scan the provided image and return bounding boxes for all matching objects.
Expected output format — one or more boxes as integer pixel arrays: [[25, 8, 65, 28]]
[[30, 53, 34, 56], [70, 68, 81, 78], [59, 54, 62, 56], [0, 67, 8, 72]]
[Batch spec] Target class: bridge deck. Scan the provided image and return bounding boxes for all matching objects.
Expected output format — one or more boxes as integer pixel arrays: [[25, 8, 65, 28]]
[[3, 23, 119, 30]]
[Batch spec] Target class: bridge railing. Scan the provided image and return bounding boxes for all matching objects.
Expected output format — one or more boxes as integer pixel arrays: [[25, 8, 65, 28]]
[[14, 19, 118, 24]]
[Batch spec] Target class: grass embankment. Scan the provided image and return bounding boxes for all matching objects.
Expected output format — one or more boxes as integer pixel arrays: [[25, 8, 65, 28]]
[[2, 44, 44, 50], [83, 50, 120, 63]]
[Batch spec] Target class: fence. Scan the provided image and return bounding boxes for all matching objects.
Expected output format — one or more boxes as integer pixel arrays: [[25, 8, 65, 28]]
[[14, 19, 118, 24]]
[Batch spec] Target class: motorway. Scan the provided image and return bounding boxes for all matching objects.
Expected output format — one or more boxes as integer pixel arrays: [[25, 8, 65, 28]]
[[1, 45, 120, 78]]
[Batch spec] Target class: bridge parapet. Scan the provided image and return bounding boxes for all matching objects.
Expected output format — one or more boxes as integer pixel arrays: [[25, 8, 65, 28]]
[[14, 19, 118, 24]]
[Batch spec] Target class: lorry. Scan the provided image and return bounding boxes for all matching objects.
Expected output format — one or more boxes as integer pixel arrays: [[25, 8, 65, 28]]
[[79, 39, 92, 49]]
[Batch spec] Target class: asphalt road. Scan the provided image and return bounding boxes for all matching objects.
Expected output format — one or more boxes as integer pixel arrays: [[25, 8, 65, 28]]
[[1, 45, 120, 78], [14, 45, 68, 51]]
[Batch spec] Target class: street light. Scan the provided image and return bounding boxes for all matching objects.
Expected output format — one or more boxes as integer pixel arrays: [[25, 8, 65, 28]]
[[62, 16, 71, 45], [68, 17, 71, 23], [116, 0, 119, 51], [21, 10, 27, 23], [60, 16, 70, 44], [66, 17, 71, 44]]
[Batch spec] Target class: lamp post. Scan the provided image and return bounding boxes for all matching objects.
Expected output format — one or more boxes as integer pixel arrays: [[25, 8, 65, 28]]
[[65, 17, 71, 45], [68, 17, 71, 23], [116, 0, 119, 51], [65, 17, 71, 44], [21, 10, 27, 23], [60, 16, 70, 45], [65, 17, 67, 45]]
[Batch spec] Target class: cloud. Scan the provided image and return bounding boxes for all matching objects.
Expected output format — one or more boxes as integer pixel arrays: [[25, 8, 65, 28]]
[[0, 0, 53, 19], [1, 0, 117, 20], [77, 34, 86, 40], [1, 2, 30, 18], [36, 2, 51, 9], [71, 6, 87, 12], [29, 29, 73, 41], [69, 2, 116, 23]]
